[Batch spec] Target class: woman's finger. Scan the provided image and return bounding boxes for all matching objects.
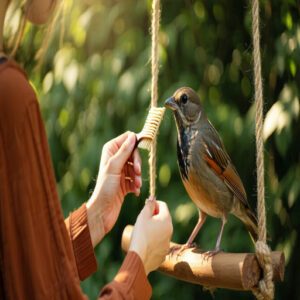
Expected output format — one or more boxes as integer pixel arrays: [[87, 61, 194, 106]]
[[107, 133, 136, 174], [110, 131, 131, 147], [132, 149, 142, 175], [134, 175, 142, 189], [124, 155, 136, 193], [103, 131, 136, 157]]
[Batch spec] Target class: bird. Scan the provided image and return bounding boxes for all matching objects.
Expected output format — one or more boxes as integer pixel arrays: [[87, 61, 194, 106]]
[[165, 87, 258, 254]]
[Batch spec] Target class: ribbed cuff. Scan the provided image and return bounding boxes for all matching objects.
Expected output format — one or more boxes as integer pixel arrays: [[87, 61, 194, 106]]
[[69, 204, 98, 281], [114, 251, 152, 299]]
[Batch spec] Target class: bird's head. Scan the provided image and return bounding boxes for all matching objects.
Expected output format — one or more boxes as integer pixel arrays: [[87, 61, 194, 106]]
[[164, 87, 203, 128]]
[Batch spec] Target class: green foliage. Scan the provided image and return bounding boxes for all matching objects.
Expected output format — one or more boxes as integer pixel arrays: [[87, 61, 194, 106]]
[[17, 0, 299, 299]]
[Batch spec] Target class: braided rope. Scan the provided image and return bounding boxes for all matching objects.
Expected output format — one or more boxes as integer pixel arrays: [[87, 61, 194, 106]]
[[251, 0, 274, 298], [149, 0, 161, 198]]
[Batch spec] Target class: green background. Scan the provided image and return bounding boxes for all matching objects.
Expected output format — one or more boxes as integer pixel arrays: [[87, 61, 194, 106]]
[[11, 0, 300, 299]]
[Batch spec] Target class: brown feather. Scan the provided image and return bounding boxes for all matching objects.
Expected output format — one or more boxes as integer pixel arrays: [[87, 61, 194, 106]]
[[222, 166, 247, 206], [204, 137, 258, 242], [202, 125, 249, 208]]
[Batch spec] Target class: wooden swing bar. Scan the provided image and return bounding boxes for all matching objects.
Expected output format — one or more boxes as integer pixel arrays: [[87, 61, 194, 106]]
[[121, 225, 284, 291]]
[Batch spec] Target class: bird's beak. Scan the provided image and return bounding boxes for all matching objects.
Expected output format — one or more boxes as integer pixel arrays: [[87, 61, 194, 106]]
[[164, 97, 177, 111]]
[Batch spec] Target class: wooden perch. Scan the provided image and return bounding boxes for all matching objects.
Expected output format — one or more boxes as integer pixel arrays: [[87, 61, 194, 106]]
[[121, 225, 285, 291]]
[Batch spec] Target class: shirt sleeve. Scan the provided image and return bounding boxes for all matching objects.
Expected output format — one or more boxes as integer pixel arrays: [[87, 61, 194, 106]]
[[66, 204, 98, 281], [99, 251, 152, 300], [66, 206, 152, 299]]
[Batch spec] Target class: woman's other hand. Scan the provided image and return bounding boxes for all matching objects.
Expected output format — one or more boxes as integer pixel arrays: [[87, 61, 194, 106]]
[[87, 131, 142, 247], [129, 200, 173, 275]]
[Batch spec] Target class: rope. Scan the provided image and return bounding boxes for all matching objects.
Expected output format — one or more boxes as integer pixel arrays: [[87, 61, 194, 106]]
[[251, 0, 274, 298], [149, 0, 161, 198]]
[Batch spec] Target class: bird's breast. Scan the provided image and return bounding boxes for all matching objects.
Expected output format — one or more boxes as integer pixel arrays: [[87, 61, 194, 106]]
[[181, 135, 234, 218], [182, 176, 225, 218]]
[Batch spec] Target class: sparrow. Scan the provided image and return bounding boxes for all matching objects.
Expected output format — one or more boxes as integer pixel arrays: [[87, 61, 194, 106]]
[[165, 87, 258, 253]]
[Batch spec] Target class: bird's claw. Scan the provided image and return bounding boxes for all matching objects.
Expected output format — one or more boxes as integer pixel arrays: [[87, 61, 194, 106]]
[[169, 243, 197, 258], [202, 248, 222, 260]]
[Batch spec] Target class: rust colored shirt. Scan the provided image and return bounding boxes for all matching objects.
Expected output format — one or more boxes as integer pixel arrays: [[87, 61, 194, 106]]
[[0, 59, 151, 300]]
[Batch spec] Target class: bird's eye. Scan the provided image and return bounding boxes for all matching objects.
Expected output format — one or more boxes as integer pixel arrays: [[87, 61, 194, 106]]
[[180, 93, 188, 104]]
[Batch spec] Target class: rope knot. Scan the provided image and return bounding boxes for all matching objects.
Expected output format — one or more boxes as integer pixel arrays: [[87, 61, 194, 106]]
[[252, 241, 274, 300]]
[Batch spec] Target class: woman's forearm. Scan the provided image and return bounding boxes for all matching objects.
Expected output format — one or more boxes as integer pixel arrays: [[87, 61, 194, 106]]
[[25, 0, 58, 25], [65, 204, 98, 280]]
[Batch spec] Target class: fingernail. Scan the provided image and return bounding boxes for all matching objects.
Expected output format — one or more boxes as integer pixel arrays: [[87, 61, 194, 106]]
[[153, 206, 159, 215]]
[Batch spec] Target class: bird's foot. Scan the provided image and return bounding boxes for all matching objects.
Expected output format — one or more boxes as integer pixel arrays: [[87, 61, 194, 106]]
[[169, 242, 197, 258], [202, 248, 222, 260]]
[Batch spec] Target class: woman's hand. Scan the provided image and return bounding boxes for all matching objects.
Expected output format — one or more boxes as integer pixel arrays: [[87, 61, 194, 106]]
[[87, 131, 142, 247], [129, 200, 173, 275]]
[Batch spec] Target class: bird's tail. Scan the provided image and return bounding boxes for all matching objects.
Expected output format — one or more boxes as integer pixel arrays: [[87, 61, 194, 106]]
[[236, 208, 258, 244], [244, 209, 258, 243]]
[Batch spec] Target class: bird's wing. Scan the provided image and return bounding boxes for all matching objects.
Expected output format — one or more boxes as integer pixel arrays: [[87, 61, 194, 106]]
[[202, 123, 248, 207]]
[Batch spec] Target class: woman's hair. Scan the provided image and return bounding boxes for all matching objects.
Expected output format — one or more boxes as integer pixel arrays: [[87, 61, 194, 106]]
[[5, 0, 63, 68], [35, 1, 65, 70], [9, 1, 27, 57]]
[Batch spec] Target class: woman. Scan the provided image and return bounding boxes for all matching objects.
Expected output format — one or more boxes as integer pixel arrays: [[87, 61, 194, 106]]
[[0, 0, 173, 299]]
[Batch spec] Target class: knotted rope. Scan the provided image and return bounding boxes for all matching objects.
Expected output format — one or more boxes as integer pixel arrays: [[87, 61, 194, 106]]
[[251, 0, 274, 298], [149, 0, 161, 198]]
